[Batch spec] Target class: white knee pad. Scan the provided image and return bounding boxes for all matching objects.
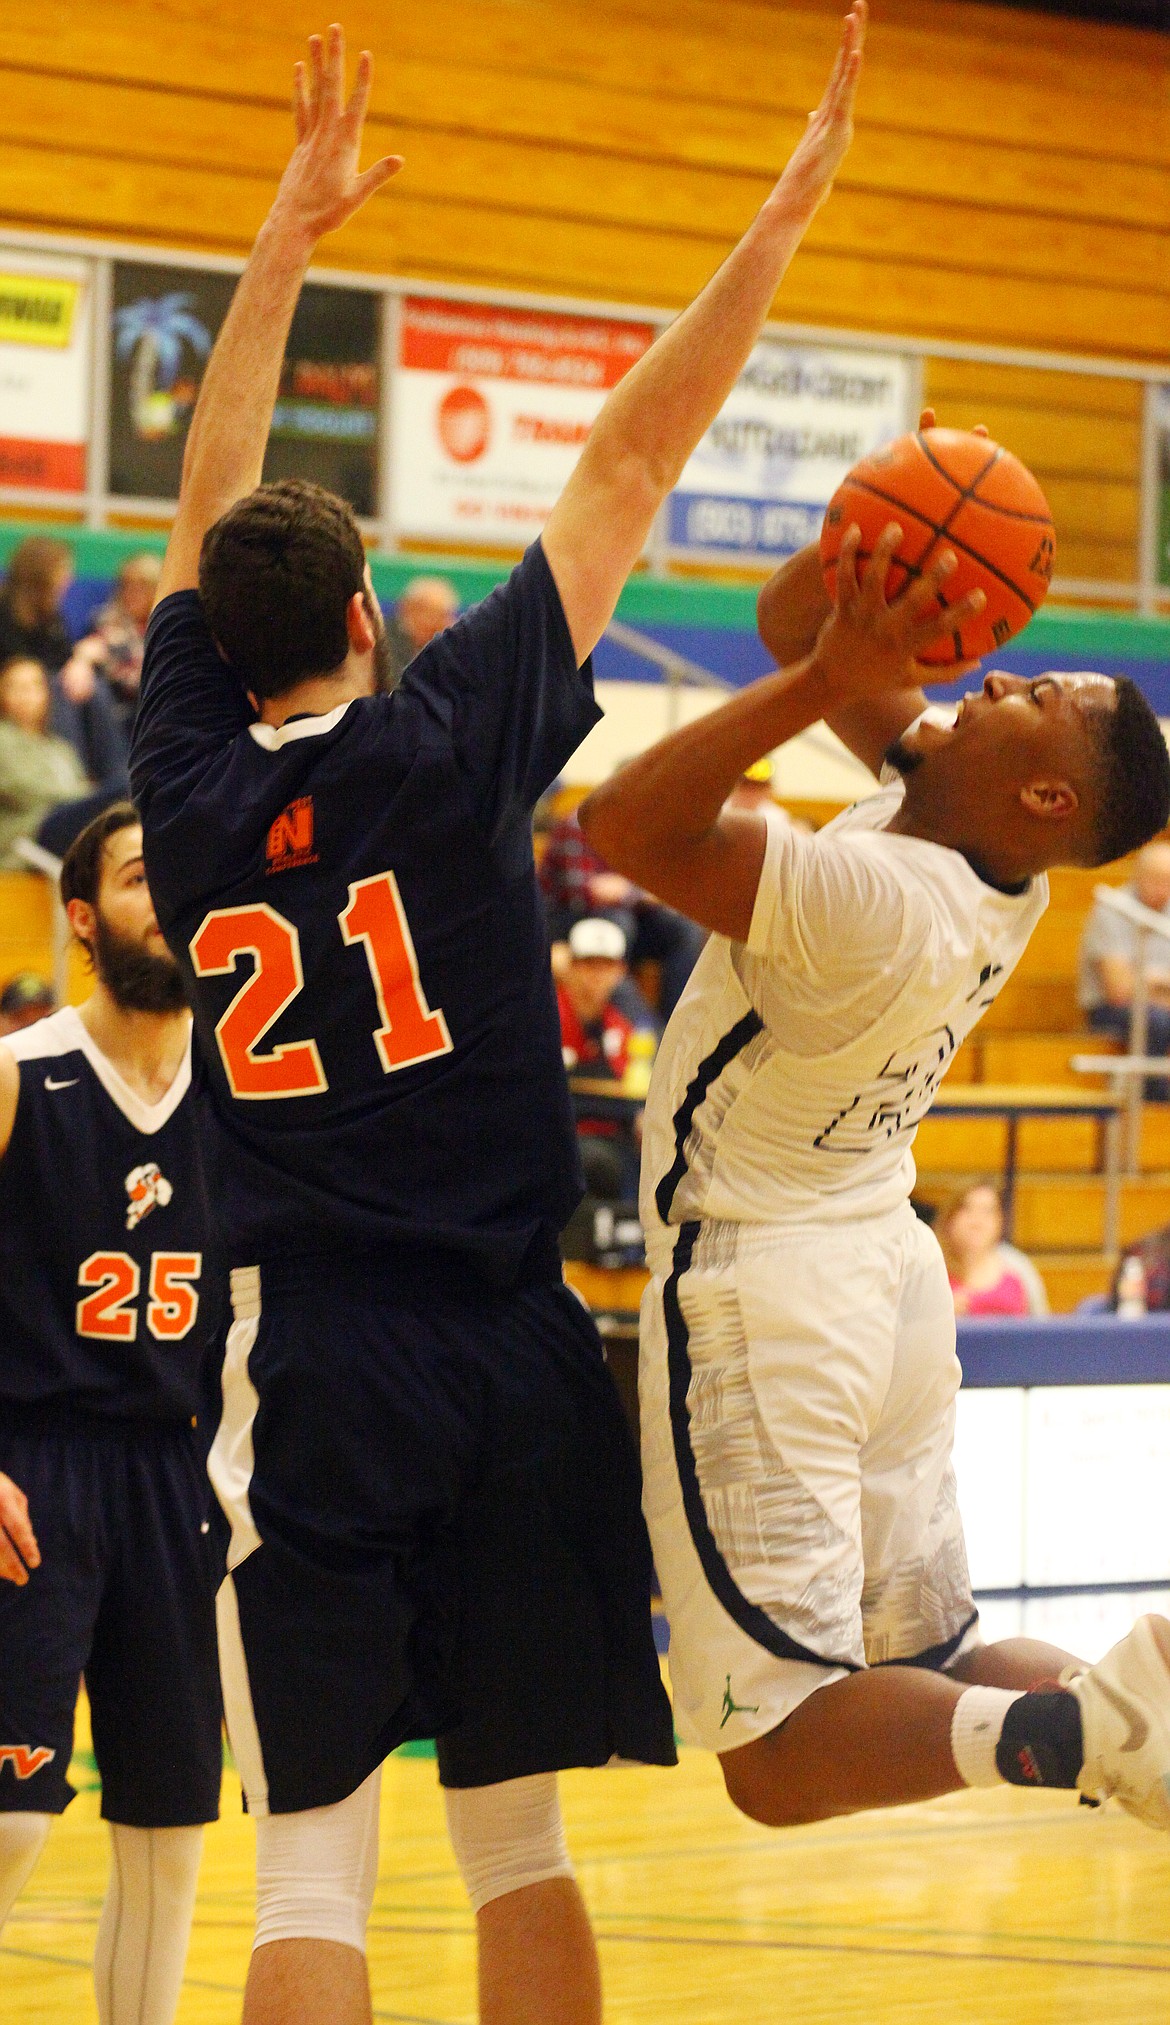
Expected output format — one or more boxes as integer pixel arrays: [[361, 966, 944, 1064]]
[[253, 1768, 380, 1954], [443, 1774, 574, 1914], [0, 1811, 51, 1927]]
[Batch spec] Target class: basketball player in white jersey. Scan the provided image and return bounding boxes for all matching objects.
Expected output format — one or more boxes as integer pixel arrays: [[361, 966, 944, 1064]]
[[579, 514, 1170, 1832]]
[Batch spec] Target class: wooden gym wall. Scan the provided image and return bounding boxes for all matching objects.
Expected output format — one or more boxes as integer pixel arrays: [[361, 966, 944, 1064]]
[[1, 0, 1165, 585]]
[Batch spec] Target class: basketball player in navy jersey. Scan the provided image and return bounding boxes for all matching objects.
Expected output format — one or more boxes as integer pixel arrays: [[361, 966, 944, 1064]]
[[130, 14, 865, 2022], [0, 805, 223, 2025]]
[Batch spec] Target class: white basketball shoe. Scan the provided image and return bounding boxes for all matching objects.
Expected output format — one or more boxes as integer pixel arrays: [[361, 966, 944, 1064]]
[[1065, 1615, 1170, 1830]]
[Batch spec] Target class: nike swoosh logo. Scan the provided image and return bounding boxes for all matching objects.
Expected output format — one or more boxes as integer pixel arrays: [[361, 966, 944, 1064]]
[[1093, 1676, 1150, 1753], [44, 1076, 79, 1091]]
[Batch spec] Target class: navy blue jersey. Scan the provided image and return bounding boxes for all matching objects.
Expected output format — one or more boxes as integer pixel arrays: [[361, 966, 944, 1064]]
[[130, 542, 600, 1278], [0, 1008, 221, 1421]]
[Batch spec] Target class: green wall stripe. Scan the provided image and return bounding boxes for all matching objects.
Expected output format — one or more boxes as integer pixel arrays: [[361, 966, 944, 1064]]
[[3, 518, 1168, 659]]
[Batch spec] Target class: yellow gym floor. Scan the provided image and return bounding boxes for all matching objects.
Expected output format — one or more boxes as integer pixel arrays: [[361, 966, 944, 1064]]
[[4, 1697, 1170, 2024]]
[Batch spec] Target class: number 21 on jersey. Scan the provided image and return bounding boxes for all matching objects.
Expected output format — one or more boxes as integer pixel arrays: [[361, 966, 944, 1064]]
[[189, 870, 452, 1100]]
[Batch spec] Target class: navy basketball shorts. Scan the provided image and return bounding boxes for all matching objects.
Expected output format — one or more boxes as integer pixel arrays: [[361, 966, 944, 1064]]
[[211, 1258, 677, 1815], [0, 1417, 223, 1826]]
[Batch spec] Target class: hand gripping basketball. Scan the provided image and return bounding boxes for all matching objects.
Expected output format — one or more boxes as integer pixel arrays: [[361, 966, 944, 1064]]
[[811, 520, 987, 703], [820, 427, 1055, 666]]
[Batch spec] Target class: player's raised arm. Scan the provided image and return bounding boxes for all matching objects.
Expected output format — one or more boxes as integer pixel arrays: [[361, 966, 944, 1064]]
[[579, 526, 984, 942], [541, 1, 865, 664], [156, 25, 402, 603], [758, 543, 929, 778]]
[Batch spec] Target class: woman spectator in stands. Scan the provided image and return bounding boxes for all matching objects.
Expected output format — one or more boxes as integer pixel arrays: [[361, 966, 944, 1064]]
[[0, 656, 90, 870], [73, 551, 162, 739], [937, 1181, 1050, 1318], [0, 537, 127, 790]]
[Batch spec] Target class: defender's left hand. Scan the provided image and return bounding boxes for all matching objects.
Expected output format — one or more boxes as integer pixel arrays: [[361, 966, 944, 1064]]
[[272, 24, 403, 248]]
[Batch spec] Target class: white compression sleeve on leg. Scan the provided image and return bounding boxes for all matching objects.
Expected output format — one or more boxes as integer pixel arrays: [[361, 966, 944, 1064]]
[[94, 1823, 203, 2025], [0, 1812, 51, 1928], [444, 1774, 574, 1914], [253, 1766, 381, 1954]]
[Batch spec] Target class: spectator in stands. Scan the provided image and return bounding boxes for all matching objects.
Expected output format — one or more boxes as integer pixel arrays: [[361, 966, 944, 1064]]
[[557, 917, 653, 1198], [541, 795, 704, 1021], [0, 973, 54, 1036], [0, 537, 74, 675], [0, 538, 128, 790], [1109, 1224, 1170, 1313], [0, 656, 90, 870], [1079, 844, 1170, 1092], [382, 574, 459, 689], [936, 1181, 1049, 1318], [74, 552, 163, 738]]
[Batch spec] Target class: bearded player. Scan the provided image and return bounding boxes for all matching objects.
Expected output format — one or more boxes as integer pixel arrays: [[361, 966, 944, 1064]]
[[580, 516, 1170, 1836], [0, 804, 222, 2025]]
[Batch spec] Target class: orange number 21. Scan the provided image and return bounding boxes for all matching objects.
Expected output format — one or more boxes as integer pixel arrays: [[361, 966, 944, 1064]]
[[190, 874, 451, 1101]]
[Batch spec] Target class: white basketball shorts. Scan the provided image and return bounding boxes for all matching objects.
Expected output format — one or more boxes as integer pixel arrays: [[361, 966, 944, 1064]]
[[640, 1203, 979, 1754]]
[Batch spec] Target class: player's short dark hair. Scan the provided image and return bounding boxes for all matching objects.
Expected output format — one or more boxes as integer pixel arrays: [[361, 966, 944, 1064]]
[[60, 801, 140, 912], [1087, 677, 1170, 867], [198, 479, 367, 700]]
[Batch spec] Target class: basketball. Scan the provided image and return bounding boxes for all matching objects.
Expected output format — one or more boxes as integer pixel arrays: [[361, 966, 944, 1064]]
[[819, 428, 1056, 665]]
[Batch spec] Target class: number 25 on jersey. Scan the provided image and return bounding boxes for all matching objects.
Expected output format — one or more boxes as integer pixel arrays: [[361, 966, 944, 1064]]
[[189, 871, 452, 1101]]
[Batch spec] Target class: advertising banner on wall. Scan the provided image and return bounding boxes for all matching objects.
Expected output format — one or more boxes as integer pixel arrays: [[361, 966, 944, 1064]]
[[668, 339, 913, 562], [0, 250, 91, 492], [390, 296, 656, 545], [108, 263, 380, 513]]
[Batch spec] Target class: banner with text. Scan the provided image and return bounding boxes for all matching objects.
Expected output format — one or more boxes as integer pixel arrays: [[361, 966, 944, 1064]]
[[109, 264, 381, 513], [0, 250, 90, 493], [391, 296, 655, 544], [668, 339, 913, 562]]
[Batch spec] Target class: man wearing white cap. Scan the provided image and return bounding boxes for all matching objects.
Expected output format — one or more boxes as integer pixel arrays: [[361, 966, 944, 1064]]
[[557, 919, 650, 1199]]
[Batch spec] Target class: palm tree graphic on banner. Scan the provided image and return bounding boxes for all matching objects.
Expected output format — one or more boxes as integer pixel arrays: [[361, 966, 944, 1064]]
[[114, 293, 212, 442]]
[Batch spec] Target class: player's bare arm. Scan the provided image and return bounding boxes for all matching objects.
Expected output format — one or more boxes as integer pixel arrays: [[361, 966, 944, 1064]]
[[157, 24, 402, 603], [0, 1044, 18, 1164], [580, 525, 984, 942], [761, 408, 993, 775], [541, 0, 866, 665], [0, 1471, 40, 1586], [757, 544, 927, 778]]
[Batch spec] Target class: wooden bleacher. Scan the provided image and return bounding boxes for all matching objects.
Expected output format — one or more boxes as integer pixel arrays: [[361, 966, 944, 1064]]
[[2, 834, 1155, 1315]]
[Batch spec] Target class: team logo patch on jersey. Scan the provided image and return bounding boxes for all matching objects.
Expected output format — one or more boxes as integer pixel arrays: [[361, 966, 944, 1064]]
[[266, 795, 318, 872], [0, 1744, 55, 1779], [125, 1161, 173, 1230]]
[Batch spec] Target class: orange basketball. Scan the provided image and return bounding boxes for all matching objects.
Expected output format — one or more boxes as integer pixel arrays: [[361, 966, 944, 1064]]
[[819, 428, 1055, 666]]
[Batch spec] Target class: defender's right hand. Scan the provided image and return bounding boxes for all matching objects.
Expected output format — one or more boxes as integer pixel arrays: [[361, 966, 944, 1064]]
[[0, 1473, 40, 1585], [810, 520, 985, 704]]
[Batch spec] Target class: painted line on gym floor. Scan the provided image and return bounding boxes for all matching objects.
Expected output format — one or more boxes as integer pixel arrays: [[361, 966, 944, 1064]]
[[590, 1928, 1170, 1974], [0, 1944, 462, 2023]]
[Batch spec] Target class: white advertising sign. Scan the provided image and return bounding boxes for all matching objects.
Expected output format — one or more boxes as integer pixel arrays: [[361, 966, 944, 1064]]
[[390, 296, 655, 546], [668, 338, 912, 561], [0, 248, 91, 493]]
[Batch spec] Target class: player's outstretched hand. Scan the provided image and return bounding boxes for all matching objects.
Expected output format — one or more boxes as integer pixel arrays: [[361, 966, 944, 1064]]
[[770, 0, 866, 220], [270, 24, 403, 248], [811, 519, 985, 701], [0, 1471, 40, 1585]]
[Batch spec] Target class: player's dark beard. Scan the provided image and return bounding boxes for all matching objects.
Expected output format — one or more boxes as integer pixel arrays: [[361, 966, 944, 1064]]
[[367, 594, 395, 695], [883, 735, 924, 777], [92, 914, 187, 1013]]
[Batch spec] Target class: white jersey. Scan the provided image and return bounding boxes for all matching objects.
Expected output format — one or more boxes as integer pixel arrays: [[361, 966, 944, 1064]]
[[640, 779, 1047, 1259]]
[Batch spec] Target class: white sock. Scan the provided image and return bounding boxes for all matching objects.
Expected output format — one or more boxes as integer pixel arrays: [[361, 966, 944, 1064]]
[[0, 1812, 51, 1928], [950, 1686, 1024, 1788], [94, 1822, 204, 2025]]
